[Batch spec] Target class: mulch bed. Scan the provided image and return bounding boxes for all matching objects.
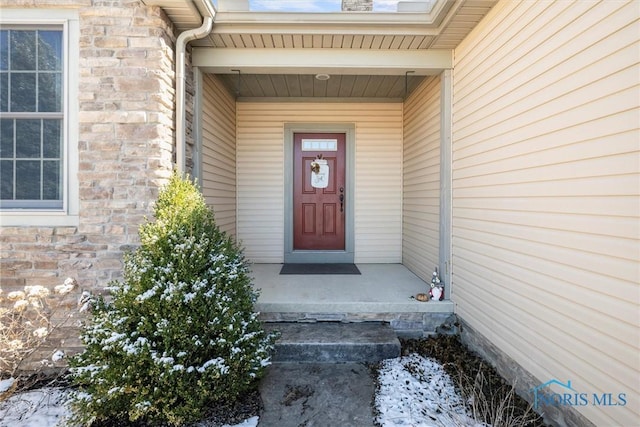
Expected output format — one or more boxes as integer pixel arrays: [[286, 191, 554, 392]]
[[78, 387, 262, 427], [193, 388, 262, 427]]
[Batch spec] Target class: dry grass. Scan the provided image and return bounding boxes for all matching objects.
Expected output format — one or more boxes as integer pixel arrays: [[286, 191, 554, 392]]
[[0, 279, 85, 401], [456, 368, 540, 427]]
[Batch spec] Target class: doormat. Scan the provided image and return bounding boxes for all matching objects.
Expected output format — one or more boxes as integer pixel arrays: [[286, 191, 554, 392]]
[[279, 263, 361, 275]]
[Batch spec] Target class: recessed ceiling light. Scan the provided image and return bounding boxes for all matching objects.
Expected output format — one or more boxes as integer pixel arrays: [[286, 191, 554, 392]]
[[315, 73, 330, 81]]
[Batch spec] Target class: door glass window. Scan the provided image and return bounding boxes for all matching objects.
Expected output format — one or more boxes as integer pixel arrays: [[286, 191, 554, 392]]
[[301, 139, 338, 151]]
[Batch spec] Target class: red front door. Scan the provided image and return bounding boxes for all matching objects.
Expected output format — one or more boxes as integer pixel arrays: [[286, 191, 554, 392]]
[[293, 133, 346, 250]]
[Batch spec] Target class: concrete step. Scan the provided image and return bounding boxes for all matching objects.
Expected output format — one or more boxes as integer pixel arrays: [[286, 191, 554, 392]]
[[264, 322, 400, 363]]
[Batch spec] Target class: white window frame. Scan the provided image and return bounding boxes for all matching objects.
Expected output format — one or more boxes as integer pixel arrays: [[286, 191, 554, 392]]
[[0, 9, 79, 226]]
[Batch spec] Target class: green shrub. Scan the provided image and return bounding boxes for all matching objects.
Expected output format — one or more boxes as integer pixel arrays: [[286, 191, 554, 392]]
[[69, 174, 276, 426]]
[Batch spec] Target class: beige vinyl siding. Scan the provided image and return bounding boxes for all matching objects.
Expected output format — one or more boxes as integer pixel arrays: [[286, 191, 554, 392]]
[[402, 75, 440, 282], [236, 102, 403, 263], [452, 1, 639, 426], [201, 74, 237, 235]]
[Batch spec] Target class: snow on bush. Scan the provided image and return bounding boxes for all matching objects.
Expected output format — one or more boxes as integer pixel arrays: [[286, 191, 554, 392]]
[[69, 174, 277, 426]]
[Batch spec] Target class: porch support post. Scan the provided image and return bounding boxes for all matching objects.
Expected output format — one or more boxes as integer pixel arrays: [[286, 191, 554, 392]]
[[439, 69, 452, 299], [192, 67, 203, 187]]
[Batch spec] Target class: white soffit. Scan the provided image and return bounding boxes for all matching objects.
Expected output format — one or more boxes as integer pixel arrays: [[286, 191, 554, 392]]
[[193, 47, 452, 75], [141, 0, 203, 28]]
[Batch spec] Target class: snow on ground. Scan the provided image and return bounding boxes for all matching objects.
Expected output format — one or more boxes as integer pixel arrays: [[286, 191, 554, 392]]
[[0, 378, 15, 393], [0, 387, 257, 427], [0, 354, 481, 427], [223, 416, 259, 427], [0, 387, 258, 427], [375, 353, 486, 427], [0, 387, 71, 427]]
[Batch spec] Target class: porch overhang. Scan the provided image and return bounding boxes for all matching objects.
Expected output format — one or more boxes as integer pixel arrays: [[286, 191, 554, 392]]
[[142, 0, 458, 37], [208, 8, 453, 36], [144, 0, 495, 100], [192, 47, 452, 75], [143, 0, 497, 50]]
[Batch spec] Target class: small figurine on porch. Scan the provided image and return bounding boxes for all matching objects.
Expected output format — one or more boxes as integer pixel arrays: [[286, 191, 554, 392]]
[[429, 267, 445, 301]]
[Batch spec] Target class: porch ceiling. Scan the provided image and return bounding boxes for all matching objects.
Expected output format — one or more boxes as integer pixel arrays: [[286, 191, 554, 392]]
[[213, 73, 427, 100], [193, 47, 449, 100]]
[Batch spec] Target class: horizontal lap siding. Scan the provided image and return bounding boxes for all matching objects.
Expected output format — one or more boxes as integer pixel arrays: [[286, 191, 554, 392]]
[[402, 76, 440, 282], [201, 74, 237, 236], [236, 103, 403, 263], [452, 1, 639, 426]]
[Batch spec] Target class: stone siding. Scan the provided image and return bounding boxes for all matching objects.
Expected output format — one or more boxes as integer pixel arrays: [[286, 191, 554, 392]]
[[459, 317, 595, 427], [259, 312, 453, 338], [341, 0, 372, 11], [76, 0, 176, 286], [1, 0, 177, 368], [0, 0, 91, 7]]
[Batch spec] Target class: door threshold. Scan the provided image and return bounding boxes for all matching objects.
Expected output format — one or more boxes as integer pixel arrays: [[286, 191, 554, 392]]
[[285, 250, 354, 264]]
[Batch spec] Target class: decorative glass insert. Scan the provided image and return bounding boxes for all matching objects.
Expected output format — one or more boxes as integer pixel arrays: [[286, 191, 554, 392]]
[[0, 28, 63, 209], [301, 139, 338, 151]]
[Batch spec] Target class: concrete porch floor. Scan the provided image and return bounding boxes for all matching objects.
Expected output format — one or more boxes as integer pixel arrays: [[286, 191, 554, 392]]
[[250, 263, 454, 334]]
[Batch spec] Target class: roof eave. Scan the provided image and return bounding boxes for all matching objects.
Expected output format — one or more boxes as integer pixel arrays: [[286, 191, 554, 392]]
[[142, 0, 456, 35]]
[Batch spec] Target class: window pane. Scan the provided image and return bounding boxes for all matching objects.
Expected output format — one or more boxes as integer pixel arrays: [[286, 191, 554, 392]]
[[38, 31, 62, 71], [10, 72, 37, 112], [0, 119, 14, 158], [43, 120, 61, 158], [38, 72, 62, 112], [0, 160, 13, 199], [16, 119, 41, 158], [42, 160, 60, 200], [10, 31, 36, 70], [0, 72, 7, 112], [2, 28, 65, 209], [15, 160, 40, 199], [0, 31, 7, 71]]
